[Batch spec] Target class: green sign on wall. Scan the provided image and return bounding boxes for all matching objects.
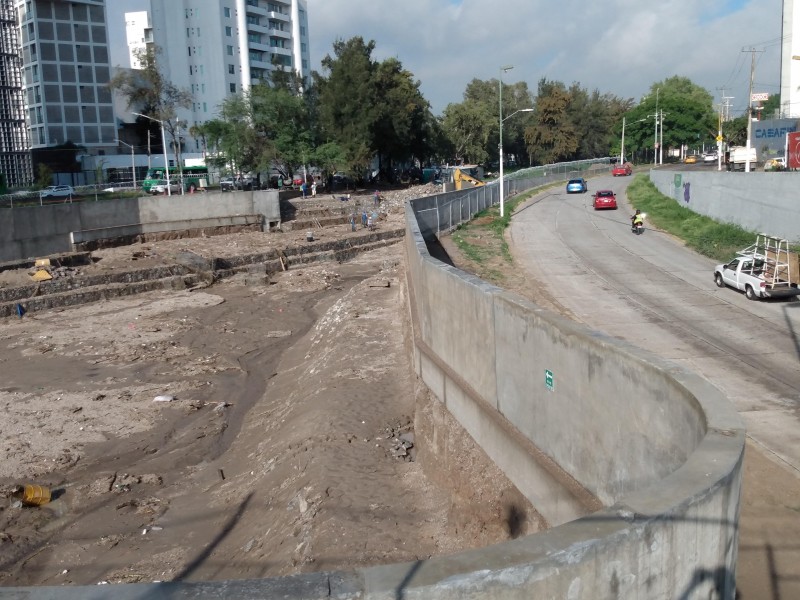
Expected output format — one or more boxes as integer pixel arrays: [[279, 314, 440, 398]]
[[545, 369, 554, 391]]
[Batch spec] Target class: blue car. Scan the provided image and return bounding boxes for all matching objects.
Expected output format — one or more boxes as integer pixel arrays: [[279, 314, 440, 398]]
[[566, 178, 588, 194]]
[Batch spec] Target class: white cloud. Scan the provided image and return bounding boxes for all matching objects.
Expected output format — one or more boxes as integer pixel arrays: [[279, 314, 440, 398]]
[[308, 0, 783, 115]]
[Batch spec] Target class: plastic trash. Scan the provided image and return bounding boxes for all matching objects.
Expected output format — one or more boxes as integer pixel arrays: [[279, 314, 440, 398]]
[[15, 484, 51, 506], [153, 395, 175, 402]]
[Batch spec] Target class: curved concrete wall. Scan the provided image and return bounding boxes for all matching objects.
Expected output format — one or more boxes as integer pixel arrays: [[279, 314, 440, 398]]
[[398, 186, 745, 597], [4, 178, 745, 599]]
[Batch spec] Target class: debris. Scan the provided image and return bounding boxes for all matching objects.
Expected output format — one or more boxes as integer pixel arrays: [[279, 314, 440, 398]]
[[219, 469, 226, 480], [14, 484, 52, 506], [31, 269, 52, 282], [153, 395, 175, 403]]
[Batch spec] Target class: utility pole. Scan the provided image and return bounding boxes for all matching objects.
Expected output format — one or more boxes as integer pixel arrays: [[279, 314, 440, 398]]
[[744, 48, 764, 173], [654, 87, 659, 165]]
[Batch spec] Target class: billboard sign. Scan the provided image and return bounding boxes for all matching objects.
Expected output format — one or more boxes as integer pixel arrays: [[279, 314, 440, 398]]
[[788, 131, 800, 170], [751, 92, 769, 102]]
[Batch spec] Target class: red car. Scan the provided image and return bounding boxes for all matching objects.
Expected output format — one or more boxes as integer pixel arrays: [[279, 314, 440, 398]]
[[612, 164, 632, 176], [593, 190, 617, 210]]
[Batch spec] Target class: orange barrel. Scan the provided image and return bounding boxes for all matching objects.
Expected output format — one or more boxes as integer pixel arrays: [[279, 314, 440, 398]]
[[22, 484, 51, 506]]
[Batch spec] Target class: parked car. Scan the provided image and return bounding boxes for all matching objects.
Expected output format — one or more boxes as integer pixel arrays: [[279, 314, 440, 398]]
[[611, 164, 632, 177], [592, 189, 617, 210], [764, 157, 786, 171], [219, 177, 235, 191], [565, 178, 588, 194], [703, 152, 718, 163], [40, 185, 75, 198], [149, 179, 180, 195], [684, 155, 699, 164]]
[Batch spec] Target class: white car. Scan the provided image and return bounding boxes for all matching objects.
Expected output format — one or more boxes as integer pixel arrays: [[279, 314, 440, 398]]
[[40, 185, 75, 198], [702, 152, 718, 163], [149, 179, 180, 194]]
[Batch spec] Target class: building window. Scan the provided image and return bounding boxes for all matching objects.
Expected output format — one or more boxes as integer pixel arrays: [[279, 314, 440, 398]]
[[300, 26, 305, 36], [224, 7, 231, 18], [226, 45, 233, 56], [187, 28, 190, 37], [203, 102, 207, 113], [228, 64, 235, 74], [188, 47, 192, 56], [229, 83, 236, 93], [301, 42, 306, 52], [246, 15, 259, 25], [225, 26, 232, 36], [189, 65, 193, 75]]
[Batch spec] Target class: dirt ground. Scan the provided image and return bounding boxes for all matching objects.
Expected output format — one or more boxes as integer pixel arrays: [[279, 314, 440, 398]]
[[0, 187, 534, 587]]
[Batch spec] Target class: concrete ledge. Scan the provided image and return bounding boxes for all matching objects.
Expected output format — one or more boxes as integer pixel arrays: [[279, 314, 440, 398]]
[[70, 215, 264, 250]]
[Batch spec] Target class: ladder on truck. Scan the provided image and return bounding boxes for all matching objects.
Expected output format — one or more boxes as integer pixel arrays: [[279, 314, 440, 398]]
[[737, 234, 798, 287]]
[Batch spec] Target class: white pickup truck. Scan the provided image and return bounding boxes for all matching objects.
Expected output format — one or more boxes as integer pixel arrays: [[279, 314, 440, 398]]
[[714, 255, 800, 300]]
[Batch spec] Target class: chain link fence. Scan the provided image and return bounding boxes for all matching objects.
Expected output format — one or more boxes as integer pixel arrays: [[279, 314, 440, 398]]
[[413, 158, 611, 239]]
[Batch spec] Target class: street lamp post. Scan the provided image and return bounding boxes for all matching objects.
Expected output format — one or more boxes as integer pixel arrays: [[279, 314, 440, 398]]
[[499, 108, 533, 218], [499, 65, 513, 218], [115, 139, 136, 190], [132, 112, 170, 196]]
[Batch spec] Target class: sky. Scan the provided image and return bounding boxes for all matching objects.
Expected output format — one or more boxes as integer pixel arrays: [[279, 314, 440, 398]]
[[107, 0, 786, 118]]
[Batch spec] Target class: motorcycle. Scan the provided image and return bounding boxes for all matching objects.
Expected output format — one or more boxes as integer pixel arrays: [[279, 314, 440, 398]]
[[631, 217, 644, 235]]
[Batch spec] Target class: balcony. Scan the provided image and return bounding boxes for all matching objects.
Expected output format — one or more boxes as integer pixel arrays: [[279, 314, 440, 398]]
[[269, 27, 291, 39], [270, 46, 292, 57], [267, 11, 289, 22], [248, 41, 270, 52]]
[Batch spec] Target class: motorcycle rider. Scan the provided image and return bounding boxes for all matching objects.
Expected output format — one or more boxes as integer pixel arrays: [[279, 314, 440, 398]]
[[631, 209, 644, 231]]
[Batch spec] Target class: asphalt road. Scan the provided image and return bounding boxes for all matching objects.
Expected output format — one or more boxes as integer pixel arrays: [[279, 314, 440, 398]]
[[508, 174, 800, 475]]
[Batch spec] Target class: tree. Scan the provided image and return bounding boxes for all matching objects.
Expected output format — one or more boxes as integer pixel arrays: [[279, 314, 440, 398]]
[[372, 57, 433, 173], [108, 46, 192, 171], [524, 79, 578, 165], [35, 164, 53, 190], [761, 93, 780, 120], [314, 37, 379, 177], [440, 101, 494, 165], [250, 72, 311, 181]]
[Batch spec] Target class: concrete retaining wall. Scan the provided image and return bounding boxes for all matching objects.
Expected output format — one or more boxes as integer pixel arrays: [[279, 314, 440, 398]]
[[649, 170, 800, 243], [397, 188, 745, 597], [0, 190, 281, 262]]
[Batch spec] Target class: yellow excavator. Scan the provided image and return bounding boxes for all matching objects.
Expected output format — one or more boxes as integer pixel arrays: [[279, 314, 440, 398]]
[[453, 168, 485, 190], [453, 168, 486, 190]]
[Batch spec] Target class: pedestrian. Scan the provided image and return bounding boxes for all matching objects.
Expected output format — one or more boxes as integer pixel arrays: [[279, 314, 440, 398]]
[[311, 181, 317, 198], [361, 210, 368, 229], [301, 181, 307, 198], [349, 213, 357, 232], [277, 176, 283, 190], [373, 190, 380, 207]]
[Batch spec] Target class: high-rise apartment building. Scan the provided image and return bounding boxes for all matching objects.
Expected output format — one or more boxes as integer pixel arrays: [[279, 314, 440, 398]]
[[0, 0, 32, 187], [149, 0, 310, 151], [125, 10, 152, 69], [781, 0, 800, 118], [15, 0, 115, 150]]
